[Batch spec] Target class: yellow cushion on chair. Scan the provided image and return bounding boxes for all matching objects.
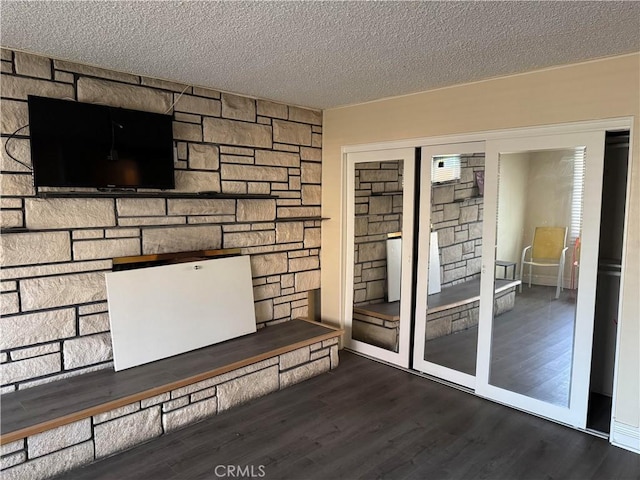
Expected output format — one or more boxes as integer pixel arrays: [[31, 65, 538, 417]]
[[531, 227, 567, 260]]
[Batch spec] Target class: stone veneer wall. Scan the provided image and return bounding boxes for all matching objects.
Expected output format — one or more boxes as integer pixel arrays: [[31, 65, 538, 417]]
[[0, 339, 339, 479], [0, 49, 323, 391], [353, 160, 403, 307], [431, 154, 484, 288]]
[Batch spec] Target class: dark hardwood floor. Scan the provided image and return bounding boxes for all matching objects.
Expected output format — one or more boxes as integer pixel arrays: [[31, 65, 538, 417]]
[[425, 285, 575, 406], [490, 285, 575, 406], [425, 320, 478, 376], [59, 351, 639, 480]]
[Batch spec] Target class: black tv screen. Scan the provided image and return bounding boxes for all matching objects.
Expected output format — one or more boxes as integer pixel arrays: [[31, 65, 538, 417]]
[[28, 95, 175, 189]]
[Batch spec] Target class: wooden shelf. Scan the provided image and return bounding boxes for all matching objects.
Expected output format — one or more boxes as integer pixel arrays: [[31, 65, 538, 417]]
[[370, 191, 403, 196], [112, 248, 241, 271], [275, 216, 330, 223], [35, 191, 277, 200]]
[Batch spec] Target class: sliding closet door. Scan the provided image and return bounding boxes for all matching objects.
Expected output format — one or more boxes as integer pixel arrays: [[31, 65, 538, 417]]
[[413, 142, 485, 388], [477, 132, 605, 428], [343, 148, 415, 367]]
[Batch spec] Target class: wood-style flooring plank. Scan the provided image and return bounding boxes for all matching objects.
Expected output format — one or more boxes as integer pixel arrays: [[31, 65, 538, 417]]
[[59, 352, 639, 480]]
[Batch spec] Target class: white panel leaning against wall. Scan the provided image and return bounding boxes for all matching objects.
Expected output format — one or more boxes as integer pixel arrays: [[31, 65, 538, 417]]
[[0, 48, 324, 391]]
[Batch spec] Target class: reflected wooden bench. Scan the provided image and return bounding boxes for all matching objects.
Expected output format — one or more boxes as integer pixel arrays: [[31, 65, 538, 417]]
[[353, 278, 521, 350]]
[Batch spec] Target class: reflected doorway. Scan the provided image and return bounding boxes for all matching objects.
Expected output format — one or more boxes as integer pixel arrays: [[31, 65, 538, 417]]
[[587, 131, 629, 434], [490, 148, 584, 407]]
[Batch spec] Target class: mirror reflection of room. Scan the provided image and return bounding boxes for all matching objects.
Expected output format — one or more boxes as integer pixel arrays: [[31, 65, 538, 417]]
[[490, 148, 585, 407], [422, 153, 489, 376], [351, 160, 404, 352]]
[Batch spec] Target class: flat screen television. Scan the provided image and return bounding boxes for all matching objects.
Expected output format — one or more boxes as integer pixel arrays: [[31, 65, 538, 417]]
[[28, 95, 175, 189]]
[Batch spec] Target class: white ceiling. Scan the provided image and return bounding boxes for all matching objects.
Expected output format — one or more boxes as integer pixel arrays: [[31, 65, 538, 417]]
[[1, 1, 639, 110]]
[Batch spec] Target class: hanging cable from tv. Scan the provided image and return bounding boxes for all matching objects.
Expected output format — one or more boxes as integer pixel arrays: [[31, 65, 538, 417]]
[[4, 124, 32, 171]]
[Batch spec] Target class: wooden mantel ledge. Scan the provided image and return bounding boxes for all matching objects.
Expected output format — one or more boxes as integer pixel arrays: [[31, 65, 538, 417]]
[[0, 319, 343, 445]]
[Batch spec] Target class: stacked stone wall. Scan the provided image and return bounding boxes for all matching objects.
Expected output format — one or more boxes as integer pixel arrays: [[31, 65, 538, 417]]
[[0, 49, 323, 391]]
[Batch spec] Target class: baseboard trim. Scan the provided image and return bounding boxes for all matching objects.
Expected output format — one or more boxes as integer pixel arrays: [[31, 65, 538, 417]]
[[611, 420, 640, 454]]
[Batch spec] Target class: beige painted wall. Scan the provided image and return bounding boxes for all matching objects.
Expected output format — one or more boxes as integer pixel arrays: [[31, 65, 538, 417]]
[[322, 53, 639, 428], [496, 152, 529, 269], [525, 150, 574, 242], [498, 150, 577, 286], [523, 150, 575, 286]]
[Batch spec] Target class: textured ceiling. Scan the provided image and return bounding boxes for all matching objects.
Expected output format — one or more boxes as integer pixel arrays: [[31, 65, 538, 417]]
[[1, 1, 639, 109]]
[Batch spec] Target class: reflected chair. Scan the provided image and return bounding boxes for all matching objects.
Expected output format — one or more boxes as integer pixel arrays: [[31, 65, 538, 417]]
[[519, 227, 568, 299]]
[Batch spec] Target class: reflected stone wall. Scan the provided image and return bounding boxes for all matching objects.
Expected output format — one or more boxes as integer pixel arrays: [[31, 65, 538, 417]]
[[353, 161, 403, 307], [431, 154, 485, 288]]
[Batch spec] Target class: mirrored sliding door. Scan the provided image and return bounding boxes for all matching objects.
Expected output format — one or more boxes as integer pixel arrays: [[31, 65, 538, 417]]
[[344, 148, 415, 367], [413, 142, 486, 388], [477, 132, 605, 427]]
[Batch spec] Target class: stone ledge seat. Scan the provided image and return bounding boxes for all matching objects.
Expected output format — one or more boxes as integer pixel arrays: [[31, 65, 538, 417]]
[[353, 278, 521, 349], [0, 319, 342, 480]]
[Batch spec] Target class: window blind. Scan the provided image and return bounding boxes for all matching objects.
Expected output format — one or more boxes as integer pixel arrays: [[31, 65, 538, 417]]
[[570, 148, 586, 245], [431, 155, 461, 183]]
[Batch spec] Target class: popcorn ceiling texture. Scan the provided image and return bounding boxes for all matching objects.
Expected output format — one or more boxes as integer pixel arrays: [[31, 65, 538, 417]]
[[1, 2, 639, 109], [0, 48, 323, 392]]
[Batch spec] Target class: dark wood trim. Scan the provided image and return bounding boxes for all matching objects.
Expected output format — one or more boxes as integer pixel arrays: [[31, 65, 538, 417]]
[[112, 248, 241, 269]]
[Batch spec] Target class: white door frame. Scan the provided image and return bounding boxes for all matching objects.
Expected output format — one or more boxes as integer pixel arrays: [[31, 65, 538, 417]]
[[339, 117, 633, 442], [413, 141, 485, 389], [343, 147, 416, 367]]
